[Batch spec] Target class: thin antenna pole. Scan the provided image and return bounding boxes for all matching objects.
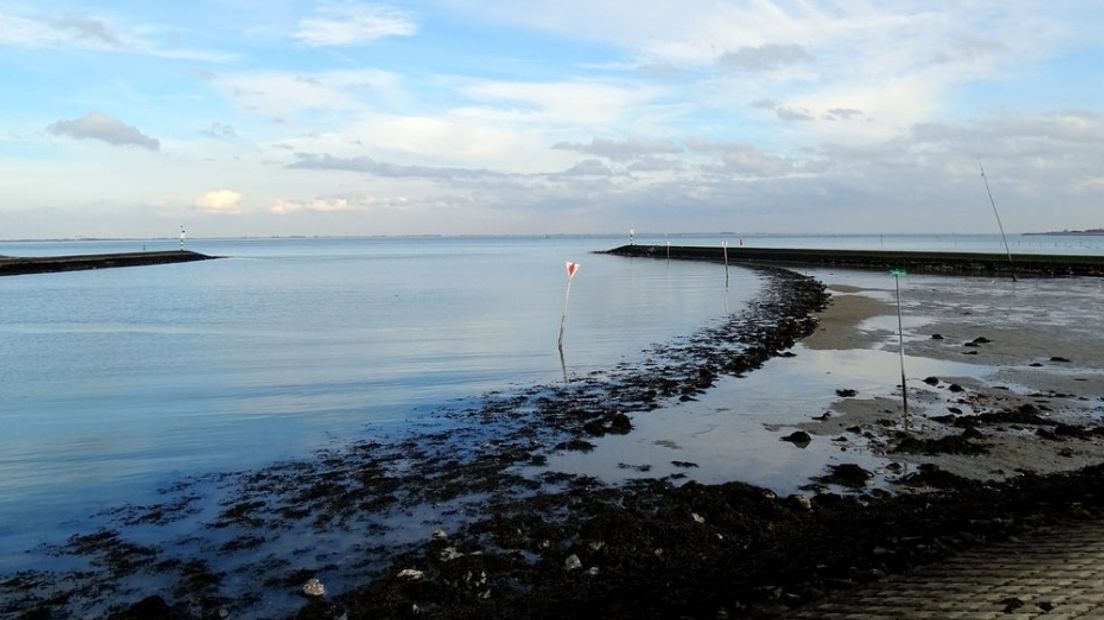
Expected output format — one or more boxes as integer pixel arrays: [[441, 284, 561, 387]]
[[894, 273, 909, 429], [978, 159, 1017, 282], [722, 241, 729, 288]]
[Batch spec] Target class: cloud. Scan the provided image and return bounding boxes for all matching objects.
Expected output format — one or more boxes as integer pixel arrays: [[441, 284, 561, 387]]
[[687, 138, 803, 178], [552, 137, 681, 161], [824, 108, 864, 121], [717, 43, 812, 71], [750, 100, 815, 122], [195, 190, 244, 214], [199, 122, 238, 140], [269, 196, 408, 214], [0, 9, 233, 61], [288, 153, 501, 179], [459, 80, 658, 125], [47, 112, 160, 150], [210, 69, 402, 119], [48, 15, 125, 47], [558, 159, 613, 176], [295, 3, 417, 46]]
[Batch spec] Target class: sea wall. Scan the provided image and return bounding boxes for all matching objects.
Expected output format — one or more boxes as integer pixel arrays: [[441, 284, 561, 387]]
[[0, 250, 217, 276], [604, 244, 1104, 277]]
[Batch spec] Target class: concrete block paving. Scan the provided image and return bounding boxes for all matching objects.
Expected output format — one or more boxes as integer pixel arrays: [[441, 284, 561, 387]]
[[795, 520, 1104, 619]]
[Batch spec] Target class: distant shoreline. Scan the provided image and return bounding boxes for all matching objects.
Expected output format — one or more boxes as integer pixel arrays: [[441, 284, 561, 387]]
[[1023, 229, 1104, 236]]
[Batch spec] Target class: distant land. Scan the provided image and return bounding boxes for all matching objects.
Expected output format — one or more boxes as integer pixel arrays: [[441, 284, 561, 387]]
[[1023, 228, 1104, 236]]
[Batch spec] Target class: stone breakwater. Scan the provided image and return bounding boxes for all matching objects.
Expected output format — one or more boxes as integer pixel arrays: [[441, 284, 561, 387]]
[[604, 244, 1104, 277], [0, 250, 217, 276]]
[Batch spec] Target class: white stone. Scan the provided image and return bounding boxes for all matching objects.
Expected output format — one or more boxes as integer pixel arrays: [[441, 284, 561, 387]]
[[692, 512, 706, 524], [301, 577, 326, 598], [564, 554, 582, 571], [397, 568, 425, 581]]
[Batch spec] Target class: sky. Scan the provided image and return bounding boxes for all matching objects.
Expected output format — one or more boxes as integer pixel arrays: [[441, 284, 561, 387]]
[[1, 1, 1102, 239]]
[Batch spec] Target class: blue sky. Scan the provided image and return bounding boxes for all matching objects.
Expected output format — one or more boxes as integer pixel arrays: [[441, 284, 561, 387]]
[[1, 1, 1102, 238]]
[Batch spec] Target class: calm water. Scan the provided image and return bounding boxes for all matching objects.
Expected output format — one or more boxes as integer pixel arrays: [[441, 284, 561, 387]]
[[0, 236, 761, 556]]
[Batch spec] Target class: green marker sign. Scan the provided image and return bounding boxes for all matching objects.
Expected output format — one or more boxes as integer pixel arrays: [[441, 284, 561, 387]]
[[889, 269, 907, 277]]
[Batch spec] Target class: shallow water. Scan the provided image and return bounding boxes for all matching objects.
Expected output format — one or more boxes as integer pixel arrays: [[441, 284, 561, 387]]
[[0, 236, 761, 558]]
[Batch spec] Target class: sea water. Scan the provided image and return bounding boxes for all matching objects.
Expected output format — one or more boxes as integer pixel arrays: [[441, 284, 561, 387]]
[[0, 236, 761, 558]]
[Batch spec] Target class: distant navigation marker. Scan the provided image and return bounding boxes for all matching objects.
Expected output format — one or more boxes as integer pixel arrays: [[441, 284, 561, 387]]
[[179, 226, 187, 251], [558, 261, 580, 382]]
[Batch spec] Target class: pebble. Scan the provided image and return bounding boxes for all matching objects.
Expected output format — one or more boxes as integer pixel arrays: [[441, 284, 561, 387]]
[[431, 528, 448, 541], [564, 554, 582, 571], [397, 568, 425, 581], [692, 512, 706, 524], [301, 578, 326, 598]]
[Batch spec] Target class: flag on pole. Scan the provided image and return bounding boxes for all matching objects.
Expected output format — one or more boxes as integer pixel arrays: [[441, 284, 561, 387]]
[[566, 261, 580, 279]]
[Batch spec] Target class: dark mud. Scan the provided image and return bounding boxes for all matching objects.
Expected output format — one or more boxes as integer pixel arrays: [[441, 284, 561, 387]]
[[285, 465, 1104, 620]]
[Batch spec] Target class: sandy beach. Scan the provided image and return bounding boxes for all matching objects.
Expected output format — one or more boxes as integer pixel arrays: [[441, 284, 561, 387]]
[[5, 264, 1104, 620]]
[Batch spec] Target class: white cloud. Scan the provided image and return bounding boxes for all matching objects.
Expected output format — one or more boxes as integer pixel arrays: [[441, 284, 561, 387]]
[[459, 80, 659, 126], [717, 44, 812, 71], [295, 3, 416, 46], [0, 8, 233, 61], [195, 190, 245, 213], [210, 69, 402, 119], [552, 137, 681, 161], [48, 112, 160, 150]]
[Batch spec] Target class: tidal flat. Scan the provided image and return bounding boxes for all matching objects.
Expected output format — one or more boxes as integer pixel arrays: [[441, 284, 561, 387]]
[[4, 257, 1104, 619]]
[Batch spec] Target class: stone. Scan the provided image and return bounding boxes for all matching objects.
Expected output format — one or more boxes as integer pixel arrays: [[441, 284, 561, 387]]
[[780, 431, 812, 447], [564, 554, 582, 571], [301, 578, 326, 598], [835, 388, 858, 397], [923, 376, 940, 385], [1050, 356, 1071, 362], [930, 333, 944, 340], [396, 568, 424, 581], [431, 528, 448, 541], [947, 383, 964, 393], [691, 512, 705, 524]]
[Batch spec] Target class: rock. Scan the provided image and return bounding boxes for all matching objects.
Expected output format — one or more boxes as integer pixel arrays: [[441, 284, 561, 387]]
[[396, 568, 424, 581], [835, 388, 858, 397], [812, 411, 831, 421], [971, 336, 992, 344], [820, 463, 873, 488], [439, 546, 464, 562], [963, 341, 979, 348], [431, 528, 448, 541], [691, 512, 706, 524], [587, 566, 600, 576], [1050, 356, 1071, 362], [1029, 362, 1043, 367], [923, 376, 940, 386], [947, 383, 964, 393], [930, 333, 944, 340], [789, 494, 813, 511], [947, 406, 963, 414], [564, 554, 582, 571], [1000, 597, 1024, 613], [301, 578, 326, 598], [671, 460, 699, 468], [780, 431, 812, 448]]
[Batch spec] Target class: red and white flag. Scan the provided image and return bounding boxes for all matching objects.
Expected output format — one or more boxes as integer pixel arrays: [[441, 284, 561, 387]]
[[565, 261, 580, 280]]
